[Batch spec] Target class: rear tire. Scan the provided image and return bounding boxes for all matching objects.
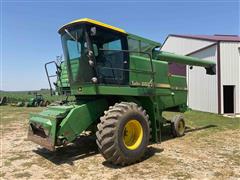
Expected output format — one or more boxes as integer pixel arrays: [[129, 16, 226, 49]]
[[96, 102, 150, 166], [43, 100, 50, 107], [33, 101, 38, 107], [39, 101, 44, 107], [171, 115, 185, 137]]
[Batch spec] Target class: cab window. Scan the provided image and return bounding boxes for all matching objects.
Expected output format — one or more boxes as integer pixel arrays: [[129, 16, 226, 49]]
[[89, 26, 128, 85]]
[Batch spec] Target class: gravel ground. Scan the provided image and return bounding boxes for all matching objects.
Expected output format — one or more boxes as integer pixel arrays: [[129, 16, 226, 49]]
[[1, 106, 240, 179]]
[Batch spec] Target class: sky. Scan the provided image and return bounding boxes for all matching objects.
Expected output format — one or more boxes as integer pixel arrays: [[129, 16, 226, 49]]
[[1, 0, 239, 91]]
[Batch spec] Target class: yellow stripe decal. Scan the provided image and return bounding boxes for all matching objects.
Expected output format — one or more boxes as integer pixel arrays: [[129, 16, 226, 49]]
[[59, 18, 126, 34], [171, 87, 188, 90], [130, 81, 171, 88], [155, 83, 171, 88], [130, 81, 187, 90]]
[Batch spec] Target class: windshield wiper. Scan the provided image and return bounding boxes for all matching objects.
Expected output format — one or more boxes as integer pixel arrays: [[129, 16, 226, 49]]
[[64, 29, 77, 41]]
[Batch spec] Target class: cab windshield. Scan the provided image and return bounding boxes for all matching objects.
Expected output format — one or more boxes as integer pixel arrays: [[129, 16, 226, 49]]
[[61, 26, 94, 84]]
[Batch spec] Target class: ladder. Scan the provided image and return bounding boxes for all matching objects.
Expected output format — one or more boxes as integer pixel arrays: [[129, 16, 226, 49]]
[[44, 61, 60, 96]]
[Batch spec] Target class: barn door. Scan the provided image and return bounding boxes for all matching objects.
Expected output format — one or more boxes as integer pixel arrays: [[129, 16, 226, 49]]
[[223, 85, 235, 114]]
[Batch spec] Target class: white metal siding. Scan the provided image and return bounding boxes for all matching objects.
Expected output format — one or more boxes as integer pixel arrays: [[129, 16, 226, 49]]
[[220, 42, 240, 114], [161, 36, 215, 55], [162, 36, 240, 114], [188, 45, 218, 113]]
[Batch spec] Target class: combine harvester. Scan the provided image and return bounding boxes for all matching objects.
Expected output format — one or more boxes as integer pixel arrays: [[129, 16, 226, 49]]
[[28, 18, 215, 165]]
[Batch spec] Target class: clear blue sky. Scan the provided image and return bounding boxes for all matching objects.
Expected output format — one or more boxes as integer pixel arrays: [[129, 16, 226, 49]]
[[1, 0, 239, 91]]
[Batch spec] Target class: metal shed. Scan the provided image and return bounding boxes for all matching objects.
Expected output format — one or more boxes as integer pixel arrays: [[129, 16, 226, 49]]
[[161, 35, 240, 115]]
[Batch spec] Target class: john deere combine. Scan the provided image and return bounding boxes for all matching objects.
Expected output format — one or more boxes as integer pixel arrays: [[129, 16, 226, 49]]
[[28, 18, 215, 165]]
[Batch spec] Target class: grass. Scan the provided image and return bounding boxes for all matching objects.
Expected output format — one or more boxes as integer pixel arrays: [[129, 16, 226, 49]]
[[219, 152, 240, 166], [1, 106, 239, 179], [8, 154, 27, 162], [185, 110, 240, 129], [0, 172, 6, 178], [171, 171, 192, 179], [163, 110, 240, 131], [22, 161, 35, 168], [14, 172, 32, 178], [148, 155, 177, 167], [0, 106, 44, 125], [4, 160, 12, 166]]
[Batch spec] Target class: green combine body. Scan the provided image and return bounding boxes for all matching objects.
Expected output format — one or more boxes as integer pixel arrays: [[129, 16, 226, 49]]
[[28, 18, 215, 165]]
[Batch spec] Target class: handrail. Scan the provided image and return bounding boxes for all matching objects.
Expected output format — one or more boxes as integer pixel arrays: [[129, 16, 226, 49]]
[[44, 61, 60, 96]]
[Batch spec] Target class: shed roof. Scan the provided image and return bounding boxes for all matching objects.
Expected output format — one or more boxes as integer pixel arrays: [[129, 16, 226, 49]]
[[169, 34, 240, 42]]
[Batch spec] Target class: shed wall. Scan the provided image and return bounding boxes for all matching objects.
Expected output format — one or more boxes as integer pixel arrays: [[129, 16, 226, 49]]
[[188, 45, 218, 113], [220, 42, 240, 114]]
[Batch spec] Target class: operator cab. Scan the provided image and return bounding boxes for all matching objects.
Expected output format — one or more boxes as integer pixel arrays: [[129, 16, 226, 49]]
[[59, 18, 129, 86]]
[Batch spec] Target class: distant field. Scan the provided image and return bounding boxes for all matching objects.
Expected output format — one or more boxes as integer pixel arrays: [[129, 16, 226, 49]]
[[0, 90, 66, 103]]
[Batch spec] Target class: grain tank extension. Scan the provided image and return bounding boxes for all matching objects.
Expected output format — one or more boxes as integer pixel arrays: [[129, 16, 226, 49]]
[[28, 18, 215, 165]]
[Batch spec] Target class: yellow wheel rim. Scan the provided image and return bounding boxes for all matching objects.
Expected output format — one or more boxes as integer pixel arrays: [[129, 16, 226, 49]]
[[178, 120, 185, 134], [123, 120, 143, 150]]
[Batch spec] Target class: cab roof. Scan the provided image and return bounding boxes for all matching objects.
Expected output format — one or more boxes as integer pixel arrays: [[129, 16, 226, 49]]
[[58, 18, 161, 47], [58, 18, 126, 34]]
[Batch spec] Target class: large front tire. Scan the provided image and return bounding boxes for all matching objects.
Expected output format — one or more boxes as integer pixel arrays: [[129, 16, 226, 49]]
[[96, 102, 150, 166]]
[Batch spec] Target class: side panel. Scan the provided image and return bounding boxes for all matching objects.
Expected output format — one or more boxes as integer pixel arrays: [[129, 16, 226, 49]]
[[58, 98, 108, 142], [130, 55, 187, 109], [57, 62, 70, 95], [129, 55, 153, 85], [129, 55, 170, 86], [167, 75, 187, 108], [59, 62, 70, 87]]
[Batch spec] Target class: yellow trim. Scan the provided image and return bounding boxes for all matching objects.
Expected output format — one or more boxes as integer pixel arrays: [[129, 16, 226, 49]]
[[59, 18, 126, 34], [171, 86, 187, 90], [155, 83, 171, 88], [123, 119, 143, 150], [130, 81, 187, 90]]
